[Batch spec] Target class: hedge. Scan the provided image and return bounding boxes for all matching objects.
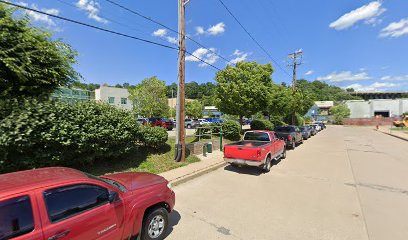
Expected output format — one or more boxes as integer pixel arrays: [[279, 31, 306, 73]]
[[139, 126, 168, 148], [221, 120, 241, 140], [250, 119, 274, 131], [0, 99, 167, 173]]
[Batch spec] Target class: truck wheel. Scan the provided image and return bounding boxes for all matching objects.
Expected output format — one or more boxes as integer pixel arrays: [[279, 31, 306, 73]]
[[262, 156, 272, 173], [141, 207, 169, 240]]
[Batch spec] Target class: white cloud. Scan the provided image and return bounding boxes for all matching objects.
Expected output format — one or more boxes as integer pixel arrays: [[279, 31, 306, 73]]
[[152, 29, 167, 37], [317, 71, 371, 82], [152, 29, 178, 44], [344, 82, 399, 92], [329, 1, 386, 30], [207, 22, 226, 35], [305, 70, 314, 76], [380, 18, 408, 38], [381, 75, 408, 81], [228, 49, 250, 64], [18, 2, 59, 26], [186, 48, 219, 67], [195, 26, 205, 35], [195, 22, 226, 36], [76, 0, 108, 24]]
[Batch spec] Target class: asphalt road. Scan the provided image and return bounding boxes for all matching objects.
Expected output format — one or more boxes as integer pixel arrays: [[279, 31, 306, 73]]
[[165, 126, 408, 240]]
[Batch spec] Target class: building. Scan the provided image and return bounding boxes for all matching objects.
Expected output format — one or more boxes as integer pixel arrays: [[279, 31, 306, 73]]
[[51, 87, 92, 102], [94, 86, 132, 110], [304, 101, 334, 121], [346, 99, 408, 118], [349, 92, 408, 100], [167, 98, 195, 109], [203, 106, 222, 118]]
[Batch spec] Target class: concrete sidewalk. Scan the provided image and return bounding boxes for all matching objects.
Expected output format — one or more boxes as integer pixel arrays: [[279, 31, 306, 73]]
[[160, 150, 226, 186], [377, 126, 408, 141]]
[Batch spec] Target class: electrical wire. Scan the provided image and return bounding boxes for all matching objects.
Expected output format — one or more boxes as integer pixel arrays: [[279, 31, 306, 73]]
[[0, 0, 220, 70], [103, 0, 232, 64], [216, 0, 291, 77]]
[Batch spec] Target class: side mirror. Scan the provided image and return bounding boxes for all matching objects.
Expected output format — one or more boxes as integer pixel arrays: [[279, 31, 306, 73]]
[[108, 191, 119, 203]]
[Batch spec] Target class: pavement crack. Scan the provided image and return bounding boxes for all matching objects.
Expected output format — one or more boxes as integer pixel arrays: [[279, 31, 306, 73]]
[[345, 182, 408, 196]]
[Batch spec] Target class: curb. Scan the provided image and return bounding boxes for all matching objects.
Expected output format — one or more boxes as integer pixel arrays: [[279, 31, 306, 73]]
[[376, 130, 408, 142], [167, 161, 227, 187]]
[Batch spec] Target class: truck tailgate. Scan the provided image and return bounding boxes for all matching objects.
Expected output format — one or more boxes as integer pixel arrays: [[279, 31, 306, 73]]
[[224, 141, 267, 161]]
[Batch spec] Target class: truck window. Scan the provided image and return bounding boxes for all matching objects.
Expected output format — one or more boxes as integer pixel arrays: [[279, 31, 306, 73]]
[[0, 196, 34, 239], [43, 184, 109, 223], [244, 132, 270, 142]]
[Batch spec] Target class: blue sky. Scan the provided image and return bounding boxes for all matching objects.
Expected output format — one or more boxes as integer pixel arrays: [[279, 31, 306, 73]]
[[12, 0, 408, 92]]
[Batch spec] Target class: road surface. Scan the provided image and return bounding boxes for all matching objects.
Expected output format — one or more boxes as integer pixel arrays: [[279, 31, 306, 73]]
[[165, 126, 408, 240]]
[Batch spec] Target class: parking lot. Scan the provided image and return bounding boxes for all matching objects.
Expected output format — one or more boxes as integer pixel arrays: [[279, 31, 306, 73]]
[[166, 126, 408, 240]]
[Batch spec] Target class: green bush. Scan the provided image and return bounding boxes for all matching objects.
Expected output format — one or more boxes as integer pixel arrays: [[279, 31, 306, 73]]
[[269, 116, 286, 127], [250, 119, 274, 131], [139, 126, 168, 148], [0, 99, 142, 173], [221, 120, 241, 140]]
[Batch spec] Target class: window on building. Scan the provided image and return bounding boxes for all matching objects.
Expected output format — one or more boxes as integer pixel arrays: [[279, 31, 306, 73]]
[[0, 196, 34, 239], [108, 97, 115, 104], [43, 184, 109, 223], [121, 98, 127, 105]]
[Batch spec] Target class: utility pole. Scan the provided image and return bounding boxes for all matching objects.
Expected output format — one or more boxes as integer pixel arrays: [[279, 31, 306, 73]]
[[175, 0, 187, 162], [288, 49, 303, 125]]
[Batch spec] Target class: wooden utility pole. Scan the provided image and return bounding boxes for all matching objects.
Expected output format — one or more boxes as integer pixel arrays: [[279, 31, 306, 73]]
[[288, 50, 303, 125], [175, 0, 186, 162]]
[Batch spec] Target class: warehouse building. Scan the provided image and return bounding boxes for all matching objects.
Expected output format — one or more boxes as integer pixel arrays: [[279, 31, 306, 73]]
[[346, 99, 408, 118]]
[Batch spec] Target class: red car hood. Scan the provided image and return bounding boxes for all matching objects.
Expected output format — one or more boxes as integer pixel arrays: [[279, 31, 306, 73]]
[[102, 172, 167, 191]]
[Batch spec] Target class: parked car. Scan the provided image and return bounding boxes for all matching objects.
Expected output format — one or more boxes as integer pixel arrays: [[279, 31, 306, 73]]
[[315, 121, 326, 130], [307, 125, 318, 136], [196, 119, 210, 126], [204, 118, 224, 123], [300, 126, 312, 140], [185, 118, 198, 129], [149, 117, 174, 130], [224, 130, 286, 172], [137, 118, 149, 125], [0, 167, 175, 240], [310, 124, 322, 132], [274, 126, 303, 149]]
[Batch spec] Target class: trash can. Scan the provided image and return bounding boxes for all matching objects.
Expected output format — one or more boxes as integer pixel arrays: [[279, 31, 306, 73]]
[[207, 142, 213, 153]]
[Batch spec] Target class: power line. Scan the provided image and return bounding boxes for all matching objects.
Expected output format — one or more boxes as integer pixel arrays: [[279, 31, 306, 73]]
[[0, 0, 220, 70], [103, 0, 232, 64], [216, 0, 291, 77]]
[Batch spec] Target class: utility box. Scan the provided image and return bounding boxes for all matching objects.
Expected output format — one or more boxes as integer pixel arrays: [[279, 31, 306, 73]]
[[207, 142, 213, 153]]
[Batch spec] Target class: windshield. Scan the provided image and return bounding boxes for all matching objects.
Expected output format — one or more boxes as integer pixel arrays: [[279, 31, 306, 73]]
[[85, 173, 127, 192], [244, 132, 270, 142], [274, 126, 294, 132]]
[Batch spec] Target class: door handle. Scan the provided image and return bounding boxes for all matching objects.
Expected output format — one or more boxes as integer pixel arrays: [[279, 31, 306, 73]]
[[48, 230, 70, 240]]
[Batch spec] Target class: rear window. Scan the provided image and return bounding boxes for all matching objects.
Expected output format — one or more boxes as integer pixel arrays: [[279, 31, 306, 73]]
[[0, 196, 34, 239], [274, 126, 294, 132], [244, 132, 270, 142]]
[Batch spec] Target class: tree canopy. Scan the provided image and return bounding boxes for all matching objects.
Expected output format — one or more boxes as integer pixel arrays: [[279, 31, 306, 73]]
[[296, 80, 360, 102], [0, 4, 79, 99], [185, 100, 203, 118], [129, 76, 169, 117], [215, 61, 274, 123]]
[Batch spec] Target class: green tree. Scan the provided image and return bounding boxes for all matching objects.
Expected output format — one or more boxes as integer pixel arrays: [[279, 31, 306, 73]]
[[331, 103, 351, 124], [215, 61, 273, 126], [129, 76, 169, 117], [0, 4, 79, 98], [266, 85, 291, 120], [185, 81, 201, 99], [185, 100, 203, 118], [166, 83, 177, 98], [296, 80, 360, 101]]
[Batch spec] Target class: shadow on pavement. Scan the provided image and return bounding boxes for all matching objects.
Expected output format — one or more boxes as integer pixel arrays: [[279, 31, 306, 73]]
[[164, 210, 181, 239], [223, 159, 282, 176]]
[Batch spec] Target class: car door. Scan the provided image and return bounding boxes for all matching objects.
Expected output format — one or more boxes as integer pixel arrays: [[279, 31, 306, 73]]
[[268, 132, 278, 158], [39, 183, 125, 240], [0, 194, 43, 240]]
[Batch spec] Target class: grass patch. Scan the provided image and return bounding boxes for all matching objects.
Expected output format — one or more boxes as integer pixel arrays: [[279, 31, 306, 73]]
[[84, 137, 200, 176], [390, 127, 408, 131]]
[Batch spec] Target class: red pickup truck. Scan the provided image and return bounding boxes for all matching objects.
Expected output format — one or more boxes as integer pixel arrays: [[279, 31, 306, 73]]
[[224, 130, 286, 172], [0, 167, 175, 240]]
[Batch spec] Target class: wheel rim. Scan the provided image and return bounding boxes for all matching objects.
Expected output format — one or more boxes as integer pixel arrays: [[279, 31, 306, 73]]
[[148, 215, 165, 238]]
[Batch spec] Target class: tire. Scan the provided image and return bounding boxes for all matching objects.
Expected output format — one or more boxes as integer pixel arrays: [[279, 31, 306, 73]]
[[141, 207, 169, 240], [187, 124, 191, 129], [281, 148, 287, 159], [291, 141, 296, 149], [262, 156, 272, 172]]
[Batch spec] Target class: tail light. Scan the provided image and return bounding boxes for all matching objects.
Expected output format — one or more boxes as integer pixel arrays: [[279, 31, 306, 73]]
[[257, 149, 261, 157], [287, 135, 292, 141]]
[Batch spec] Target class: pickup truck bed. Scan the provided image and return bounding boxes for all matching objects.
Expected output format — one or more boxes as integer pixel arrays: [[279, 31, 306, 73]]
[[225, 141, 269, 147]]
